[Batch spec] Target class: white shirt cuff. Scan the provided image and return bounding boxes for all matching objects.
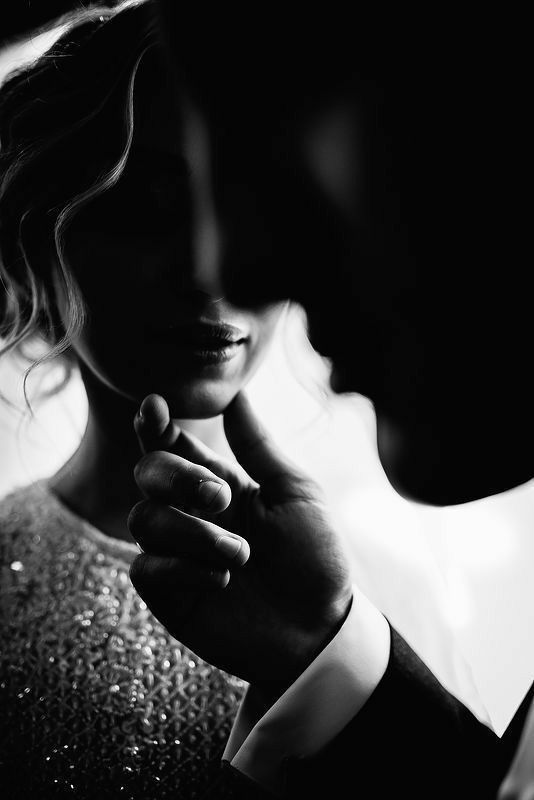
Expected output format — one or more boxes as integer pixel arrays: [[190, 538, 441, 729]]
[[223, 585, 390, 797]]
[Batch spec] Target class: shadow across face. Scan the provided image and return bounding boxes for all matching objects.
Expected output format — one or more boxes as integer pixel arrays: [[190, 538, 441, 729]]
[[53, 42, 285, 421], [157, 6, 533, 505]]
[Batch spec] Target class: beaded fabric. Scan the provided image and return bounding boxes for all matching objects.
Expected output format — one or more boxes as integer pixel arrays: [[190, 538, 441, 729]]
[[0, 479, 246, 800]]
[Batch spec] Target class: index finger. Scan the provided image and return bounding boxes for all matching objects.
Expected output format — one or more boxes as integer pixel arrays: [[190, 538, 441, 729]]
[[134, 393, 252, 494], [134, 450, 232, 513]]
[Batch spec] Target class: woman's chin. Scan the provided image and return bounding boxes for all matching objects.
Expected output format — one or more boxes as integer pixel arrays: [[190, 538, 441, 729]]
[[150, 382, 239, 420]]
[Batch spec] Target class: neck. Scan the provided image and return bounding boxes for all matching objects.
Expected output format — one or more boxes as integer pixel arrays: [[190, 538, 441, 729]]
[[48, 364, 231, 542]]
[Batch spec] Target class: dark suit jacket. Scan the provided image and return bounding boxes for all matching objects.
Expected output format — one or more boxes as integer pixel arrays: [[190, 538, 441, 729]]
[[225, 625, 534, 800]]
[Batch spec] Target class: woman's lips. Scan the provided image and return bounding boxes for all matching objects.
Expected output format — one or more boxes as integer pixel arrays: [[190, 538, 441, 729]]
[[149, 322, 248, 365]]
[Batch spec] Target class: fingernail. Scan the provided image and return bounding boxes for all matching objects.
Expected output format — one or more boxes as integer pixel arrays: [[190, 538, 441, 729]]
[[215, 535, 242, 560], [197, 480, 225, 509]]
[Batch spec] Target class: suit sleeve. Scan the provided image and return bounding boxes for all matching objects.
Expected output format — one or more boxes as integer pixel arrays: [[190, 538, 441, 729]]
[[223, 592, 532, 800], [283, 627, 512, 800], [223, 664, 533, 800]]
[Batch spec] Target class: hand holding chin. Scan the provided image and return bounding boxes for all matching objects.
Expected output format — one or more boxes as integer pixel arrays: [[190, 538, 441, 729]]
[[128, 391, 354, 694]]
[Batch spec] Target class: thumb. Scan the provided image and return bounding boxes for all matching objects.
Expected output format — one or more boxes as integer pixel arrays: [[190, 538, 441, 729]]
[[223, 392, 314, 503], [134, 393, 181, 454]]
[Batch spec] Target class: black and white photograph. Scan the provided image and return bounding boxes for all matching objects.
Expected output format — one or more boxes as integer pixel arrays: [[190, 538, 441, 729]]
[[0, 3, 532, 798]]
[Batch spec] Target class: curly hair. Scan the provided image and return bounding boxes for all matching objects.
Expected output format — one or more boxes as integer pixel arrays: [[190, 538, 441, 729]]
[[0, 0, 157, 413]]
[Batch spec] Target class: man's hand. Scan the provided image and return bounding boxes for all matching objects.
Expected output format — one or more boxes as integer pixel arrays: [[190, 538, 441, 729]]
[[128, 392, 353, 696]]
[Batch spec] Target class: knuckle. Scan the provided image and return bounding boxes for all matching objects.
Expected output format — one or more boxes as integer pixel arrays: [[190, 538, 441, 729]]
[[135, 451, 174, 494], [169, 460, 198, 496], [133, 452, 153, 483], [127, 500, 151, 534], [129, 554, 149, 587], [128, 500, 171, 549], [168, 465, 180, 493]]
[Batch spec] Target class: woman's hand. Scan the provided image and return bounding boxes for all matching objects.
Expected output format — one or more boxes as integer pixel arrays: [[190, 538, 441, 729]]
[[128, 392, 353, 695]]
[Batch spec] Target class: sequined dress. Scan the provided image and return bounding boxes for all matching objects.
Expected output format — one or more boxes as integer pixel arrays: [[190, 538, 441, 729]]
[[0, 479, 246, 800]]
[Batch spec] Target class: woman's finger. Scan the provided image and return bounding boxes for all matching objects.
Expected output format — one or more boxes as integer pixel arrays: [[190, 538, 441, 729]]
[[134, 450, 233, 513], [128, 499, 250, 566]]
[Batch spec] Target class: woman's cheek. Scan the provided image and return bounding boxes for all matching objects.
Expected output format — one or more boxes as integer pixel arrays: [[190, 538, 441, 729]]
[[242, 304, 286, 371]]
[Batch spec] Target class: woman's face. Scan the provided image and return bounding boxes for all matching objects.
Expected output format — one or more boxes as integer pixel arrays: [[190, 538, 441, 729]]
[[53, 48, 285, 419]]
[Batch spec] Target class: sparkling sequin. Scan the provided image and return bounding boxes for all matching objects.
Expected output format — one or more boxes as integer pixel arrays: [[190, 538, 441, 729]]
[[0, 481, 246, 799]]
